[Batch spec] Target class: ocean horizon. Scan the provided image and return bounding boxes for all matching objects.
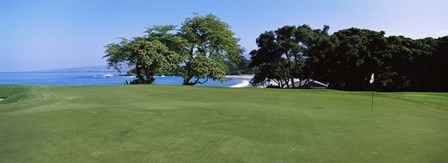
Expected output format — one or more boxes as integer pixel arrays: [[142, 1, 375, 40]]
[[0, 72, 250, 87]]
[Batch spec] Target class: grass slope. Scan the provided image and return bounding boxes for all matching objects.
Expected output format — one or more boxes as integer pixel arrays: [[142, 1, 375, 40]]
[[0, 85, 447, 162]]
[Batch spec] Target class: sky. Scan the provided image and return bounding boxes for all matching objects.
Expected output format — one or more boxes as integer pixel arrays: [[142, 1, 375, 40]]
[[0, 0, 447, 72]]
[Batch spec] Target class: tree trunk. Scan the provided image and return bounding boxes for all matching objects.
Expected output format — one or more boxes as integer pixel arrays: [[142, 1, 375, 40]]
[[135, 64, 145, 83], [182, 76, 194, 85], [291, 76, 295, 88], [144, 67, 154, 84]]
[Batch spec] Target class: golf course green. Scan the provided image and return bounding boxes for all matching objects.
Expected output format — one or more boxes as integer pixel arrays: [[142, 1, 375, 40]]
[[0, 85, 447, 162]]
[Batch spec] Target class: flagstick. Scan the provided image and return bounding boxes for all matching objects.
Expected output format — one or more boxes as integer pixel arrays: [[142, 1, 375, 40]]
[[371, 82, 374, 111]]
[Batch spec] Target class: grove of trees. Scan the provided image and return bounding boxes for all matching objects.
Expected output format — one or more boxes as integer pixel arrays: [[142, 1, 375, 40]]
[[250, 25, 448, 91], [104, 14, 447, 91]]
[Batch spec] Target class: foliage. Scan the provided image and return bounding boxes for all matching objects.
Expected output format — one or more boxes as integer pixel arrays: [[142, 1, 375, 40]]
[[414, 36, 448, 91], [178, 14, 244, 85], [251, 24, 448, 91], [103, 17, 447, 91], [311, 30, 448, 91], [249, 25, 327, 88], [185, 55, 227, 84], [104, 26, 182, 84], [225, 57, 258, 75], [315, 28, 389, 90], [104, 15, 243, 85]]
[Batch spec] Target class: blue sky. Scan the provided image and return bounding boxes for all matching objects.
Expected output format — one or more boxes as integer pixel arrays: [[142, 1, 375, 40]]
[[1, 0, 447, 72]]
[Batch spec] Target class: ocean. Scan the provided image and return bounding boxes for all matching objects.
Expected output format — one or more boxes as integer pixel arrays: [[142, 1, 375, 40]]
[[0, 72, 250, 87]]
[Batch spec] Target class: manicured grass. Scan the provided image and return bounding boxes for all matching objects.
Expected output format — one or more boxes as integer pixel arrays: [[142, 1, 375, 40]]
[[0, 85, 447, 162]]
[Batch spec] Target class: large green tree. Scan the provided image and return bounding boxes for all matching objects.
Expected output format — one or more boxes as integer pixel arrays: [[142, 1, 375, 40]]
[[178, 14, 244, 85], [104, 26, 182, 84]]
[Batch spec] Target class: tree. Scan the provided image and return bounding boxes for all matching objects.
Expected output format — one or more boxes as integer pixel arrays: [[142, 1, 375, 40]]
[[249, 31, 287, 87], [178, 14, 244, 85], [312, 28, 389, 91], [302, 25, 334, 86], [249, 25, 327, 88], [432, 36, 448, 91], [415, 36, 448, 91], [250, 23, 447, 91], [226, 57, 257, 75], [103, 26, 182, 84], [380, 35, 422, 91]]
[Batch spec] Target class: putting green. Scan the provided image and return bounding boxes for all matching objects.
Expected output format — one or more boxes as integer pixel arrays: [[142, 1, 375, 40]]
[[0, 85, 447, 162]]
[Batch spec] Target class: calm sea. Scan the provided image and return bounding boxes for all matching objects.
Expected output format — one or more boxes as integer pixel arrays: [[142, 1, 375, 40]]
[[0, 72, 248, 87]]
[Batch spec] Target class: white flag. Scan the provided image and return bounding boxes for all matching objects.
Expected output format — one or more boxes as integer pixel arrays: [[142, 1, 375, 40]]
[[369, 73, 374, 84]]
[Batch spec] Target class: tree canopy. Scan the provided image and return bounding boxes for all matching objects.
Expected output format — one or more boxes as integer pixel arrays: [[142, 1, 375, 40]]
[[104, 26, 182, 84], [103, 15, 447, 91], [250, 25, 448, 91], [178, 14, 244, 85], [249, 25, 329, 88], [103, 14, 244, 85]]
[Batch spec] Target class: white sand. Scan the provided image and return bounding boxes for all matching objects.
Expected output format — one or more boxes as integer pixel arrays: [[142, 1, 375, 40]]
[[226, 74, 254, 79], [230, 80, 250, 88]]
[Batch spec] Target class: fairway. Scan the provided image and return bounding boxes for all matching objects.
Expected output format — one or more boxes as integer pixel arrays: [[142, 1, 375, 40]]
[[0, 85, 447, 162]]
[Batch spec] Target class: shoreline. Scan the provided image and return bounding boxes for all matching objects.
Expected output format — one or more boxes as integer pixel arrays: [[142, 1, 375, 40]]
[[230, 80, 251, 88], [0, 72, 254, 87], [226, 74, 254, 79]]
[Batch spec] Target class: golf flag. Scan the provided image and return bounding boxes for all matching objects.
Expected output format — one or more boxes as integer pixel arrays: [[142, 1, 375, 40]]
[[369, 73, 374, 84], [370, 73, 375, 111]]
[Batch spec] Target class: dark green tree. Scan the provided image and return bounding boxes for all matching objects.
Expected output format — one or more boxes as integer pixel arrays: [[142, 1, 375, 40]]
[[415, 36, 448, 91], [249, 31, 287, 87], [305, 30, 446, 91], [226, 57, 258, 75], [316, 28, 389, 90], [302, 25, 334, 86], [432, 36, 448, 91], [381, 36, 422, 91], [250, 25, 328, 88]]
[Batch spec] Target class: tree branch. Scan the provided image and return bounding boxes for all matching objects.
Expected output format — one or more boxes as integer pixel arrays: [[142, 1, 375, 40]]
[[197, 78, 209, 84]]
